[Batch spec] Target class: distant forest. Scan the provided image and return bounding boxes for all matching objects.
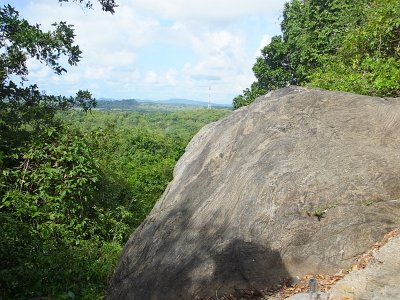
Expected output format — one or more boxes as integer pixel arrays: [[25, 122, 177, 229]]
[[234, 0, 400, 108], [95, 98, 231, 111], [96, 99, 139, 110]]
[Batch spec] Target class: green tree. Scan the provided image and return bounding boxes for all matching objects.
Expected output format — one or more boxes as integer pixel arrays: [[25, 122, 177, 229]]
[[0, 2, 132, 299], [233, 0, 400, 108], [254, 36, 294, 88], [63, 108, 231, 221], [309, 0, 400, 96], [0, 4, 96, 160], [281, 0, 367, 82], [233, 35, 294, 109], [233, 82, 266, 109]]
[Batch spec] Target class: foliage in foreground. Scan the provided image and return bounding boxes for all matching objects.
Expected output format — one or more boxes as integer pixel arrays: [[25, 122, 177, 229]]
[[0, 118, 135, 298], [1, 107, 230, 299], [234, 0, 400, 109], [0, 3, 110, 298]]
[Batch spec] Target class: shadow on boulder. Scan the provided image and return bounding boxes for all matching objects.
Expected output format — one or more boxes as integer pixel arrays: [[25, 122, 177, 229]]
[[208, 239, 289, 299], [107, 204, 290, 299]]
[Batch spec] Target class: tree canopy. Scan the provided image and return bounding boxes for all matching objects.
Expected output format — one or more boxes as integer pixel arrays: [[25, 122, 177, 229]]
[[233, 0, 400, 109], [0, 4, 95, 157], [0, 2, 122, 298]]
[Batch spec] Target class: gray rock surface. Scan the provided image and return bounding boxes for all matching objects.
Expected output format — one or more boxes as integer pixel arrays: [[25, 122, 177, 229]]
[[286, 233, 400, 300], [285, 293, 329, 300], [107, 86, 400, 300], [328, 234, 400, 300]]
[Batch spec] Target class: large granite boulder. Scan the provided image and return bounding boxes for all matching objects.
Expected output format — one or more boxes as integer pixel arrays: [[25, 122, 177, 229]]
[[107, 86, 400, 299]]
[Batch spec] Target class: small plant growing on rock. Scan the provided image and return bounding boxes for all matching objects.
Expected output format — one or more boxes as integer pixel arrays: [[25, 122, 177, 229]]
[[305, 207, 328, 221], [360, 199, 374, 207]]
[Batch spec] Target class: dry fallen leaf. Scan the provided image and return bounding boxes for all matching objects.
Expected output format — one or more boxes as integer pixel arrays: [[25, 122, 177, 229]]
[[264, 229, 399, 299]]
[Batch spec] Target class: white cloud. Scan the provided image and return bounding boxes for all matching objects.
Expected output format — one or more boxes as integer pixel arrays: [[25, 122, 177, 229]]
[[84, 67, 111, 80], [165, 69, 178, 85], [64, 73, 81, 83], [15, 0, 286, 103], [256, 34, 272, 56], [26, 59, 52, 80], [187, 30, 246, 78], [180, 29, 257, 100], [144, 71, 158, 83]]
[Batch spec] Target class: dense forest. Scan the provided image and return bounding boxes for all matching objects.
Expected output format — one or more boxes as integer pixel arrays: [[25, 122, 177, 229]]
[[95, 99, 139, 110], [1, 104, 229, 299], [233, 0, 400, 108], [1, 0, 399, 298]]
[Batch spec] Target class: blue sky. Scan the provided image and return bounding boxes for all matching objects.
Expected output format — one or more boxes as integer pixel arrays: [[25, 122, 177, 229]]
[[10, 0, 287, 104]]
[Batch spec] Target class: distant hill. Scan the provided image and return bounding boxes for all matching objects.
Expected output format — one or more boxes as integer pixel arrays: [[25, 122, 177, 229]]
[[154, 98, 230, 108], [96, 99, 138, 110], [96, 97, 232, 110]]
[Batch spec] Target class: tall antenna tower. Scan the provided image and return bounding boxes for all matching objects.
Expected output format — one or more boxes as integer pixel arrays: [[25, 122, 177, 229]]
[[207, 86, 212, 109]]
